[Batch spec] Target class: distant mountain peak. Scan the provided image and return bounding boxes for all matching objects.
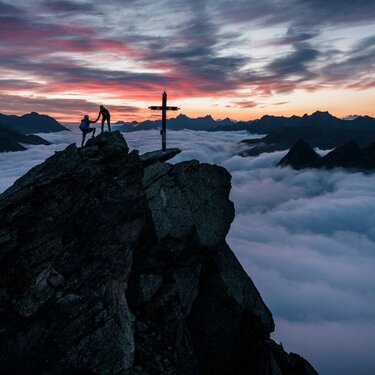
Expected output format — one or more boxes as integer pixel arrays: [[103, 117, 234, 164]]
[[0, 112, 68, 133], [310, 110, 334, 118], [23, 112, 42, 118], [278, 140, 320, 169], [342, 115, 360, 121]]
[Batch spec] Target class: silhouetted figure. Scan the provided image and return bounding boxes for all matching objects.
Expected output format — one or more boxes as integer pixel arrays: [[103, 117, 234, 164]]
[[95, 105, 111, 133], [79, 115, 96, 147]]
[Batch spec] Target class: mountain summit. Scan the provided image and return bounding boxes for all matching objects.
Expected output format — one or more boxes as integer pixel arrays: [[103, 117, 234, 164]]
[[0, 132, 317, 374]]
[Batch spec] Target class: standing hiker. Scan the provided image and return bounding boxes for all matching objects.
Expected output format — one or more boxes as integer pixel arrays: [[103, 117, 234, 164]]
[[94, 105, 111, 133], [79, 114, 96, 147]]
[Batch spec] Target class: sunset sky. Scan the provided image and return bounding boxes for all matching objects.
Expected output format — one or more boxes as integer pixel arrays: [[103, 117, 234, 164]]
[[1, 0, 374, 122]]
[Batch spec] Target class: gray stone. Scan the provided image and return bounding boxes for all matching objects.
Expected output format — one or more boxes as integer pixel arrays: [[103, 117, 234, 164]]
[[140, 148, 181, 166]]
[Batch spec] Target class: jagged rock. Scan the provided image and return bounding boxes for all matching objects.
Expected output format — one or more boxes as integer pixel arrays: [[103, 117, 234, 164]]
[[278, 140, 320, 169], [140, 148, 181, 166], [0, 131, 318, 374], [0, 131, 144, 373]]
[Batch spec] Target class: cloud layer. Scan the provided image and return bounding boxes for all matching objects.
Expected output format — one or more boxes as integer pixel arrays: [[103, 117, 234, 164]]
[[1, 127, 375, 374]]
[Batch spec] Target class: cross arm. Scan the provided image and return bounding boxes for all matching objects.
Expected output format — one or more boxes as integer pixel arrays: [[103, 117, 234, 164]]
[[149, 106, 180, 111]]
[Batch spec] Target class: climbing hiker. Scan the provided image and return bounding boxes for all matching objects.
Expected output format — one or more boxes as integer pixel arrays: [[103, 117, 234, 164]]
[[94, 105, 111, 133], [79, 114, 96, 147]]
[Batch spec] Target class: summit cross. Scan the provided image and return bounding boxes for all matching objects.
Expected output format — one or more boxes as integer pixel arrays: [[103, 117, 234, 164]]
[[149, 91, 180, 151]]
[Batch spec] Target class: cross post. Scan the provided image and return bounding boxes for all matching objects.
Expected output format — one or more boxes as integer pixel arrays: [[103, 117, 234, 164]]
[[149, 91, 180, 151]]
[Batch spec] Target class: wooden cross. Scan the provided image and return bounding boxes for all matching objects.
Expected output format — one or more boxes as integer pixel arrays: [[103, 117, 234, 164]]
[[149, 91, 180, 151]]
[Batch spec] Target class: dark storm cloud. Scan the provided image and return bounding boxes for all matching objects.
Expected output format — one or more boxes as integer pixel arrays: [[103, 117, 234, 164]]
[[150, 0, 248, 92], [257, 28, 319, 48], [0, 1, 26, 18], [301, 0, 375, 25], [42, 0, 95, 12], [268, 45, 319, 78], [214, 0, 375, 28], [0, 80, 43, 91], [353, 35, 375, 51], [321, 34, 375, 88]]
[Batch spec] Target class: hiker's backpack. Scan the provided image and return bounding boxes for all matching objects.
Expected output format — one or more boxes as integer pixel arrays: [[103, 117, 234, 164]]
[[79, 119, 88, 130]]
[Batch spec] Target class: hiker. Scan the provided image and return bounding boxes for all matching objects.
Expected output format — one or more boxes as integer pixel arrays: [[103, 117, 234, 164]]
[[94, 105, 111, 133], [79, 114, 96, 147]]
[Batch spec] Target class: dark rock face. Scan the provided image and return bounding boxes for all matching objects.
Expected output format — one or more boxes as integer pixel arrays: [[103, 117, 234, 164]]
[[0, 131, 318, 374], [278, 140, 321, 169], [279, 139, 375, 172]]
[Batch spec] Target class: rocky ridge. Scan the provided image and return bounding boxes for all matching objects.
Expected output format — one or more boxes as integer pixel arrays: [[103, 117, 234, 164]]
[[278, 139, 375, 171], [0, 112, 68, 134], [0, 131, 318, 374], [0, 123, 51, 152], [239, 112, 375, 157]]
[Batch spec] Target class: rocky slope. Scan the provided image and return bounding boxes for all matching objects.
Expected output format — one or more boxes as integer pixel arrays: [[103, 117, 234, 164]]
[[279, 139, 375, 171], [0, 131, 318, 374]]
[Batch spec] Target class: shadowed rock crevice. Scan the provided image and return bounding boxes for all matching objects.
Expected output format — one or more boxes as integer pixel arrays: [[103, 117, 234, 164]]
[[0, 131, 318, 374]]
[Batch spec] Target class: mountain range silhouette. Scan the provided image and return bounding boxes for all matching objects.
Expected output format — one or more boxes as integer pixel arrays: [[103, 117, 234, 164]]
[[278, 140, 375, 171]]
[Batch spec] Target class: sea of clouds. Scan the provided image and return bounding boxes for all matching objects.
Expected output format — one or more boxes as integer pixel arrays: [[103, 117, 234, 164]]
[[1, 126, 375, 375]]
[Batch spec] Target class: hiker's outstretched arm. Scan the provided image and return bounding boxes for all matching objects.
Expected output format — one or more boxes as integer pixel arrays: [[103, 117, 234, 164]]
[[93, 111, 101, 123]]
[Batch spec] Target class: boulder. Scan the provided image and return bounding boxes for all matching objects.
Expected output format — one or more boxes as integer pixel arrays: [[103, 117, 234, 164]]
[[140, 148, 181, 166]]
